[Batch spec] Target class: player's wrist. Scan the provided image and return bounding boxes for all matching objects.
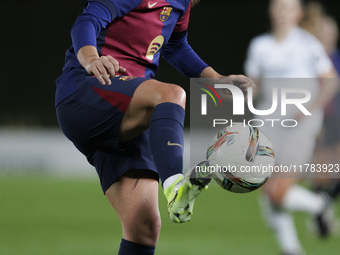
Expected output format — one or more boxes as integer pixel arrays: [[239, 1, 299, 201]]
[[199, 67, 223, 79], [83, 56, 101, 75], [77, 45, 100, 72]]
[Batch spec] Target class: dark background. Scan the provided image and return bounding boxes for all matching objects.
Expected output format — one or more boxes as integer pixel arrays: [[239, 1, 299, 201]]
[[1, 0, 339, 127]]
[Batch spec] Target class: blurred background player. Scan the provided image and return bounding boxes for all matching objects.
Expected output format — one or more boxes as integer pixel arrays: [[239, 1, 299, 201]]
[[301, 1, 340, 203], [244, 0, 338, 254], [55, 0, 253, 254]]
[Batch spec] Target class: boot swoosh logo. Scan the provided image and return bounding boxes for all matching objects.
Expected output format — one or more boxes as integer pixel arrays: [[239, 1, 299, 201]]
[[167, 141, 183, 148]]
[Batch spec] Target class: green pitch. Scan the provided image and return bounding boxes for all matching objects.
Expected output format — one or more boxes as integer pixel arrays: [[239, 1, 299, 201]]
[[0, 175, 339, 254]]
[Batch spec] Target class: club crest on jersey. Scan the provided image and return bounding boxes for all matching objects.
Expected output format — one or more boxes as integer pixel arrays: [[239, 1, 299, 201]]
[[118, 76, 137, 81], [159, 6, 172, 22]]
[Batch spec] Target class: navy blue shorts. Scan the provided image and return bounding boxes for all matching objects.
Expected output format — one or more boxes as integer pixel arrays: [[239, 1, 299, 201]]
[[56, 73, 158, 193]]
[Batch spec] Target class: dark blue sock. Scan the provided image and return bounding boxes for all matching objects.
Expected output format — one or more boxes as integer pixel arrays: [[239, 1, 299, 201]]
[[118, 239, 155, 255], [149, 102, 185, 185]]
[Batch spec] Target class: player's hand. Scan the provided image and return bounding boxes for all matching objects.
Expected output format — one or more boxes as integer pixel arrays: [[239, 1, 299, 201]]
[[85, 55, 126, 85], [220, 75, 255, 97]]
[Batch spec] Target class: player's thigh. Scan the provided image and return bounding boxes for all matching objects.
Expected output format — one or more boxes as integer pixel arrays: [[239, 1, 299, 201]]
[[57, 75, 150, 148], [263, 176, 297, 204], [105, 169, 161, 245], [120, 79, 186, 142], [128, 79, 186, 111]]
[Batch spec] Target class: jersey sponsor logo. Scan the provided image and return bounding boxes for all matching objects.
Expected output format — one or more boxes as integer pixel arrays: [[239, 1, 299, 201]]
[[146, 35, 164, 61], [159, 6, 172, 22], [148, 1, 158, 8]]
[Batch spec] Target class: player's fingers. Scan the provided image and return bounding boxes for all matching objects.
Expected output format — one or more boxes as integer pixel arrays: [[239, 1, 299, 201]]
[[96, 63, 111, 85], [86, 60, 110, 85], [245, 79, 255, 88], [91, 66, 106, 86], [101, 56, 116, 78], [228, 74, 248, 83], [229, 75, 256, 89], [119, 66, 127, 73], [240, 79, 255, 89], [107, 56, 121, 73]]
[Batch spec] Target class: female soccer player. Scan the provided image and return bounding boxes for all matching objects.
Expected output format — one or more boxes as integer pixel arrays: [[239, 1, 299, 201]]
[[302, 4, 340, 201], [56, 0, 254, 254], [244, 0, 338, 254], [313, 14, 340, 202]]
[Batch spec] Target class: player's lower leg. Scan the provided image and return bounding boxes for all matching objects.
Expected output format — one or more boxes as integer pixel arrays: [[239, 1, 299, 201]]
[[105, 170, 161, 254], [262, 177, 332, 254], [260, 194, 305, 255], [282, 184, 333, 238], [149, 102, 186, 184], [120, 81, 211, 222], [149, 102, 211, 222]]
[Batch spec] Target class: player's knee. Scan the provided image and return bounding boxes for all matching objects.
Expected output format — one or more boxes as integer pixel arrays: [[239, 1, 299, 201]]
[[158, 84, 186, 108], [140, 214, 162, 243], [263, 178, 288, 205], [267, 190, 286, 205], [125, 210, 161, 246]]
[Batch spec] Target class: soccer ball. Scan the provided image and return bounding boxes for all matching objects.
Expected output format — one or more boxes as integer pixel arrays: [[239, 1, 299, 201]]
[[206, 124, 275, 193]]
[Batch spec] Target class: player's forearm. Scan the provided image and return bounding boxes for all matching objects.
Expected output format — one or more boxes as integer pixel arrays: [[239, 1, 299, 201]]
[[199, 67, 224, 79], [161, 34, 209, 77], [77, 45, 100, 71]]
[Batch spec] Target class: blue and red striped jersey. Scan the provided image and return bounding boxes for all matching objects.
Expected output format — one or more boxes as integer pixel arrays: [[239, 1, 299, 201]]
[[55, 0, 208, 106]]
